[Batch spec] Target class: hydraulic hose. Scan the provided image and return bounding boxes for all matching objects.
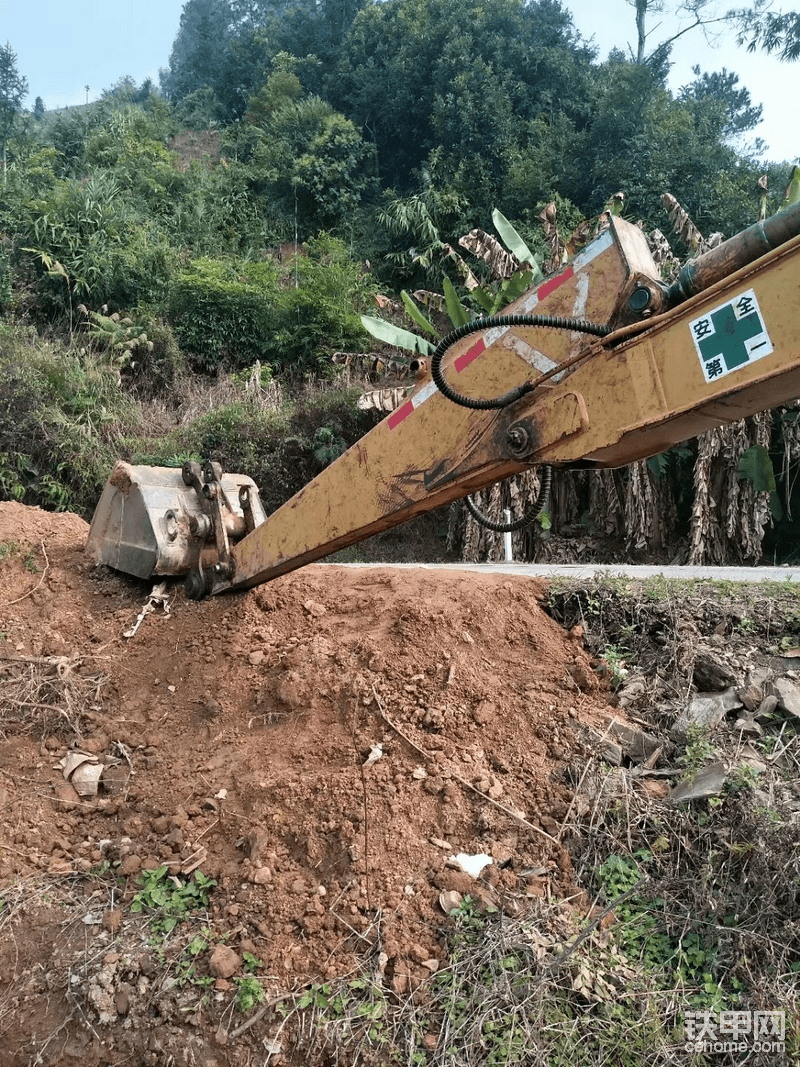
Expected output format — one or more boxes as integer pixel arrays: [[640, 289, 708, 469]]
[[431, 313, 612, 410], [465, 465, 552, 533]]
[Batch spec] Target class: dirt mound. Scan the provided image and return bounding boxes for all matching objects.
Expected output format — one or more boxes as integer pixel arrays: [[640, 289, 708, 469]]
[[0, 502, 617, 1065]]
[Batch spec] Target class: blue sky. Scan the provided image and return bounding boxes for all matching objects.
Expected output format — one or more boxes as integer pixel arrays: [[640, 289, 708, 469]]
[[2, 0, 796, 161]]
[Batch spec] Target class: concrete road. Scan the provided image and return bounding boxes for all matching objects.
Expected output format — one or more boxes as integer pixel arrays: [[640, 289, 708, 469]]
[[325, 562, 800, 583]]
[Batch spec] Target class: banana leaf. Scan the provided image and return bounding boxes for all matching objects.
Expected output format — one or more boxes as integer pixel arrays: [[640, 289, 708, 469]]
[[738, 444, 776, 492], [783, 165, 800, 208], [360, 315, 435, 355], [442, 276, 470, 327], [469, 285, 496, 315], [492, 208, 536, 267], [400, 290, 439, 336]]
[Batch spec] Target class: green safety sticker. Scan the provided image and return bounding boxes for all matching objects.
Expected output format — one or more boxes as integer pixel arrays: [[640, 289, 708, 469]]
[[689, 288, 773, 383]]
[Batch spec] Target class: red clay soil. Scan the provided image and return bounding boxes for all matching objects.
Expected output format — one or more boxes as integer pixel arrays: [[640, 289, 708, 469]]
[[0, 501, 618, 1067]]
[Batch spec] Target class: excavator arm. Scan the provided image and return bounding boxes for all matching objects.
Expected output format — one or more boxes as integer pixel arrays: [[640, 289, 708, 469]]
[[85, 204, 800, 596]]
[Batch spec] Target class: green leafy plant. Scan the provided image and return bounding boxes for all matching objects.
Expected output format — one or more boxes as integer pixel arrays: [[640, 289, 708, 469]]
[[312, 425, 346, 467], [680, 725, 716, 777], [234, 975, 267, 1012], [601, 644, 629, 687], [130, 865, 217, 936], [80, 306, 154, 368]]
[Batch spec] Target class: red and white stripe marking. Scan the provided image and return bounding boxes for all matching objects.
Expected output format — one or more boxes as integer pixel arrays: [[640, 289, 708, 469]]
[[387, 231, 613, 430]]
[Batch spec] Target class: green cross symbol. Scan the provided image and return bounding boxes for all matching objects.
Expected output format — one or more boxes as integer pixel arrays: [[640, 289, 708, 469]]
[[697, 305, 765, 372]]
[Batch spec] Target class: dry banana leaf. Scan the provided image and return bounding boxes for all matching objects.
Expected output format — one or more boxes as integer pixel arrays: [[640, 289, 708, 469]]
[[537, 201, 566, 274], [458, 228, 519, 280], [662, 193, 706, 253]]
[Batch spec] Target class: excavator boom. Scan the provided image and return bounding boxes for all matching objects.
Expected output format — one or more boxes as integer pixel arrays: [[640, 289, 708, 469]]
[[85, 204, 800, 597]]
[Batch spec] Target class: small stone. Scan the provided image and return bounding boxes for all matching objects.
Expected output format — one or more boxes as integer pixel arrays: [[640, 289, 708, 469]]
[[439, 890, 462, 914], [487, 778, 503, 800], [473, 701, 495, 725], [610, 722, 660, 763], [290, 878, 306, 895], [209, 945, 242, 979], [102, 908, 122, 933], [252, 867, 272, 884], [317, 885, 326, 897], [755, 694, 779, 721], [81, 735, 110, 755], [248, 831, 271, 866], [303, 600, 327, 617], [118, 854, 143, 877], [52, 781, 81, 809], [165, 827, 184, 848], [248, 651, 265, 666], [429, 837, 452, 850], [638, 779, 670, 799], [671, 689, 742, 739], [423, 1033, 438, 1051], [669, 760, 728, 805], [115, 984, 132, 1015], [167, 685, 176, 694], [738, 685, 762, 712], [693, 650, 738, 692], [773, 677, 800, 719]]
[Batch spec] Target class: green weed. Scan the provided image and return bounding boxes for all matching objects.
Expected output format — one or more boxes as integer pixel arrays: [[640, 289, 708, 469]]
[[680, 725, 716, 777], [130, 865, 216, 936], [235, 975, 267, 1012]]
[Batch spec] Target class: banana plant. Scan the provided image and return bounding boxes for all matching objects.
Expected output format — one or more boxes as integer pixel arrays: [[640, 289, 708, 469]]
[[362, 209, 545, 355], [784, 165, 800, 208]]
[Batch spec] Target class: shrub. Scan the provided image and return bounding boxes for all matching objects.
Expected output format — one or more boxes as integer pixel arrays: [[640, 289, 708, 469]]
[[0, 322, 140, 515], [273, 235, 374, 375], [169, 257, 282, 371]]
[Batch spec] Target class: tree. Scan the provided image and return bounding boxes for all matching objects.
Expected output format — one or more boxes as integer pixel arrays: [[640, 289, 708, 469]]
[[33, 96, 45, 122], [617, 0, 739, 68], [0, 41, 28, 178], [680, 65, 763, 139], [734, 3, 800, 61], [329, 0, 593, 193], [160, 0, 234, 104], [247, 88, 377, 234]]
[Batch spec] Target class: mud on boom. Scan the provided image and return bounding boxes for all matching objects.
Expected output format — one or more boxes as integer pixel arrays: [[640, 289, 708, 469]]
[[86, 203, 800, 597]]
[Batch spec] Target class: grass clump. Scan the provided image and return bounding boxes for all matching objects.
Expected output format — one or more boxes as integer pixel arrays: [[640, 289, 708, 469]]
[[0, 322, 141, 514]]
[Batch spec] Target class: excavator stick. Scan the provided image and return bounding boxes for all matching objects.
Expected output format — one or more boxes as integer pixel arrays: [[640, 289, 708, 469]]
[[85, 204, 800, 598]]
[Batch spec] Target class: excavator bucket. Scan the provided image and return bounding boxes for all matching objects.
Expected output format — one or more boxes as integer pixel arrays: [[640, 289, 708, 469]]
[[85, 461, 266, 579]]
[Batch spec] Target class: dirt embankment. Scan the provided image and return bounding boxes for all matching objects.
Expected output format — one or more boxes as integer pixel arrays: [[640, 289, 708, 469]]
[[0, 501, 621, 1066]]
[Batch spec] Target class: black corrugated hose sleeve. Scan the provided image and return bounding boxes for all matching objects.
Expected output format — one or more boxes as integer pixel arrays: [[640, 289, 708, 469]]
[[430, 314, 612, 410]]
